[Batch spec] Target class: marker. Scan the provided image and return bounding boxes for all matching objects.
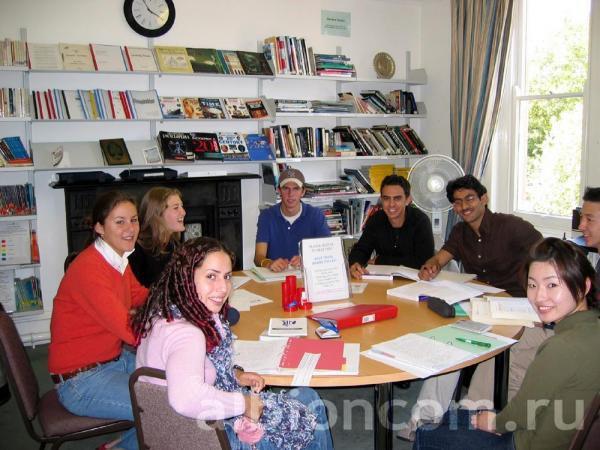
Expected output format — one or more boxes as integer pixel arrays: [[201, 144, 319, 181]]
[[456, 337, 491, 348]]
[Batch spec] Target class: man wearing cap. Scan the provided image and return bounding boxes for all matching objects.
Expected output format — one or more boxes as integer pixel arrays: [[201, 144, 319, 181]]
[[254, 168, 331, 272]]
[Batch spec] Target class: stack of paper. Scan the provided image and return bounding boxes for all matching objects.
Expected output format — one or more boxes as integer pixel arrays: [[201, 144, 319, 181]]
[[470, 296, 539, 327], [228, 289, 271, 311], [363, 325, 516, 378], [387, 280, 484, 304]]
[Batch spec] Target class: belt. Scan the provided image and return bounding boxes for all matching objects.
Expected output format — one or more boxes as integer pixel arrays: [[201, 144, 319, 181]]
[[51, 355, 120, 384]]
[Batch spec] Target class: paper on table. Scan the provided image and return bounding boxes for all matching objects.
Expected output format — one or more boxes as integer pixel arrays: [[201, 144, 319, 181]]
[[470, 297, 535, 327], [465, 282, 505, 294], [363, 265, 476, 283], [351, 282, 368, 294], [231, 276, 251, 289], [387, 280, 484, 304], [232, 339, 287, 374], [291, 353, 320, 386], [420, 324, 516, 355], [246, 267, 302, 283], [488, 297, 540, 321], [228, 289, 272, 311], [364, 333, 473, 378]]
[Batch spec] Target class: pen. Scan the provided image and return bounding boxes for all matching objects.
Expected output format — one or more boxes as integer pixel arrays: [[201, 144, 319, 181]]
[[456, 337, 491, 348], [317, 320, 339, 333]]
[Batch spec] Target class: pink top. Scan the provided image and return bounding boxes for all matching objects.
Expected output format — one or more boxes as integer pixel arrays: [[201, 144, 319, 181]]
[[136, 315, 246, 420]]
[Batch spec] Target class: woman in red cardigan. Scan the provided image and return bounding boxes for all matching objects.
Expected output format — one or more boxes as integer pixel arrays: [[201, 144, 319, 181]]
[[48, 190, 148, 450]]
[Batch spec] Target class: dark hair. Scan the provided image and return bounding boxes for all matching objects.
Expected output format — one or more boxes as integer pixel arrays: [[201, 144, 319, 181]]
[[89, 191, 137, 243], [583, 187, 600, 203], [131, 237, 236, 352], [446, 175, 487, 203], [380, 174, 411, 196], [524, 237, 597, 310], [138, 187, 183, 255]]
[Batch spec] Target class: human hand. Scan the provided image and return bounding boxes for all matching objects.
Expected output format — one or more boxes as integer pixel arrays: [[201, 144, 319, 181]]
[[350, 262, 367, 280], [269, 258, 290, 272], [237, 371, 266, 394], [243, 393, 264, 422], [418, 259, 440, 280], [471, 410, 497, 433], [289, 255, 302, 269]]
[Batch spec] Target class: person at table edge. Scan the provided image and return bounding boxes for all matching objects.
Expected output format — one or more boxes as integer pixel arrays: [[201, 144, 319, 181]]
[[254, 168, 331, 272], [349, 174, 434, 279]]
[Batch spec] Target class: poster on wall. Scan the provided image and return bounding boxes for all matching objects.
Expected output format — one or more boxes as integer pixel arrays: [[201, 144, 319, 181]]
[[321, 10, 351, 37]]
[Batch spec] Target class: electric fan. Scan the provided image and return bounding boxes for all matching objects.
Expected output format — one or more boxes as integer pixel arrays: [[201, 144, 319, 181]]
[[408, 155, 465, 234]]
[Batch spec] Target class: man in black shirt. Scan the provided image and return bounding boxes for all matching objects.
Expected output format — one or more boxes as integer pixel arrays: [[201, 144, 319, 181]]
[[348, 174, 434, 279]]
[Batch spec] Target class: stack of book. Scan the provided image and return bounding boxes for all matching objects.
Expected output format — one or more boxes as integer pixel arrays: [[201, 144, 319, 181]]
[[311, 100, 354, 114], [263, 36, 315, 76], [0, 136, 33, 166], [338, 93, 379, 114], [275, 99, 313, 113], [360, 90, 396, 113], [0, 183, 36, 216], [0, 39, 27, 67], [30, 89, 162, 120], [0, 88, 30, 118], [314, 53, 356, 78], [304, 180, 356, 197]]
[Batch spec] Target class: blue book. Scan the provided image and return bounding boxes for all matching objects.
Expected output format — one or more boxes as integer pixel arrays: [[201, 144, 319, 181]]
[[246, 134, 275, 161], [1, 136, 30, 159]]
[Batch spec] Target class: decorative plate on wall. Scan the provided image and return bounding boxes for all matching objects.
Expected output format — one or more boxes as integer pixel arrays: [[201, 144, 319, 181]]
[[373, 52, 396, 79]]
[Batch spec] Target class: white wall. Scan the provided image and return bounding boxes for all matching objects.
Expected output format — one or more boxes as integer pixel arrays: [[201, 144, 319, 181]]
[[0, 0, 447, 339]]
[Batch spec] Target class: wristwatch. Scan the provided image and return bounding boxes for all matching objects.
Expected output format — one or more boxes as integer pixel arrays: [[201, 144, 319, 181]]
[[233, 364, 245, 373], [260, 258, 272, 268]]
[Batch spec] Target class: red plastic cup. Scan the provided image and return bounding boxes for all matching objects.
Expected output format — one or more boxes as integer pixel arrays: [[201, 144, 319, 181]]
[[281, 282, 290, 309]]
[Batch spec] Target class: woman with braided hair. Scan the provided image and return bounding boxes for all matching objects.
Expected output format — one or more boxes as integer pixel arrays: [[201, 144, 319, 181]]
[[132, 237, 333, 450]]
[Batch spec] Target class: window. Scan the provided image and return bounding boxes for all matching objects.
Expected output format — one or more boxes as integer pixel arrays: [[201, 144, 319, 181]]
[[512, 0, 590, 218]]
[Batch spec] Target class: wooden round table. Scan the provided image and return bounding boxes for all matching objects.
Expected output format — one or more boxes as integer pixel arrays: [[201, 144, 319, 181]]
[[234, 275, 522, 449]]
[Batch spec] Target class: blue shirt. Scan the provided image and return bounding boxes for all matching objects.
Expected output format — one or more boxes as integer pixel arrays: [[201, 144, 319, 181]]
[[256, 202, 331, 260]]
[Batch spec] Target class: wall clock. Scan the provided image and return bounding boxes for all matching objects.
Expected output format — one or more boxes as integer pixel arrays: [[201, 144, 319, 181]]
[[123, 0, 176, 38]]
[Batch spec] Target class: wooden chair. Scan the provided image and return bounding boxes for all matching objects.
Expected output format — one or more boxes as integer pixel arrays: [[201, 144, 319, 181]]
[[569, 393, 600, 450], [129, 366, 231, 450], [0, 306, 133, 449]]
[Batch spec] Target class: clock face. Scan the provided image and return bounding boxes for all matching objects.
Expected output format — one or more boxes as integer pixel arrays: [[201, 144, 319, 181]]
[[124, 0, 176, 38]]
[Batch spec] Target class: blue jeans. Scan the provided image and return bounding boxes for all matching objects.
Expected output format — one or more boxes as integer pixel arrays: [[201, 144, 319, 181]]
[[225, 387, 334, 450], [413, 409, 515, 450], [56, 351, 138, 450]]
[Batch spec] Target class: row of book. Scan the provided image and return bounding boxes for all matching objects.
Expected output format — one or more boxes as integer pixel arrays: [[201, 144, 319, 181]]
[[0, 136, 32, 166], [304, 181, 357, 198], [333, 198, 382, 236], [0, 88, 30, 118], [0, 39, 27, 67], [22, 41, 275, 77], [339, 90, 419, 115], [262, 36, 356, 78], [160, 96, 270, 120], [0, 183, 36, 216], [263, 124, 427, 159]]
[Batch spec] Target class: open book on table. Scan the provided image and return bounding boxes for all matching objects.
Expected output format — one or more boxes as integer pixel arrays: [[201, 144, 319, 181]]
[[247, 266, 302, 283], [362, 324, 516, 378], [362, 264, 476, 283]]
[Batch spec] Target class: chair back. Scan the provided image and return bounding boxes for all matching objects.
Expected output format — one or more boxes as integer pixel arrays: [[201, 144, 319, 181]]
[[129, 366, 230, 450], [0, 307, 40, 422], [569, 393, 600, 450]]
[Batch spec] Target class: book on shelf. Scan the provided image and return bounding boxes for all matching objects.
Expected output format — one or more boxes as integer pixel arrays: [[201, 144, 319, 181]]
[[198, 97, 226, 119], [188, 132, 223, 161], [122, 46, 158, 72], [157, 131, 195, 161], [217, 132, 249, 161], [219, 50, 245, 75], [99, 138, 132, 165], [159, 96, 184, 119], [0, 183, 36, 216], [27, 42, 63, 70], [107, 90, 127, 119], [0, 88, 29, 118], [186, 48, 224, 74], [343, 168, 375, 193], [58, 43, 95, 71], [223, 98, 251, 119], [181, 97, 203, 119], [245, 134, 275, 161], [244, 98, 269, 119], [0, 39, 27, 67], [236, 51, 273, 76], [0, 136, 33, 165], [89, 43, 127, 72], [14, 276, 43, 313], [127, 90, 162, 120], [153, 46, 193, 73]]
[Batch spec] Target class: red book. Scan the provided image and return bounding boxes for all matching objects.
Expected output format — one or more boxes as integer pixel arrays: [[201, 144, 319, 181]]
[[123, 46, 133, 71], [43, 91, 52, 120], [89, 43, 99, 71], [279, 338, 345, 370], [309, 304, 398, 330], [46, 89, 56, 119], [107, 90, 116, 118], [119, 91, 131, 119]]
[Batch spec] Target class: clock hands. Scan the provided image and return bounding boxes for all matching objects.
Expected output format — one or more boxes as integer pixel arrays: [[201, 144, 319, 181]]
[[141, 0, 162, 19]]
